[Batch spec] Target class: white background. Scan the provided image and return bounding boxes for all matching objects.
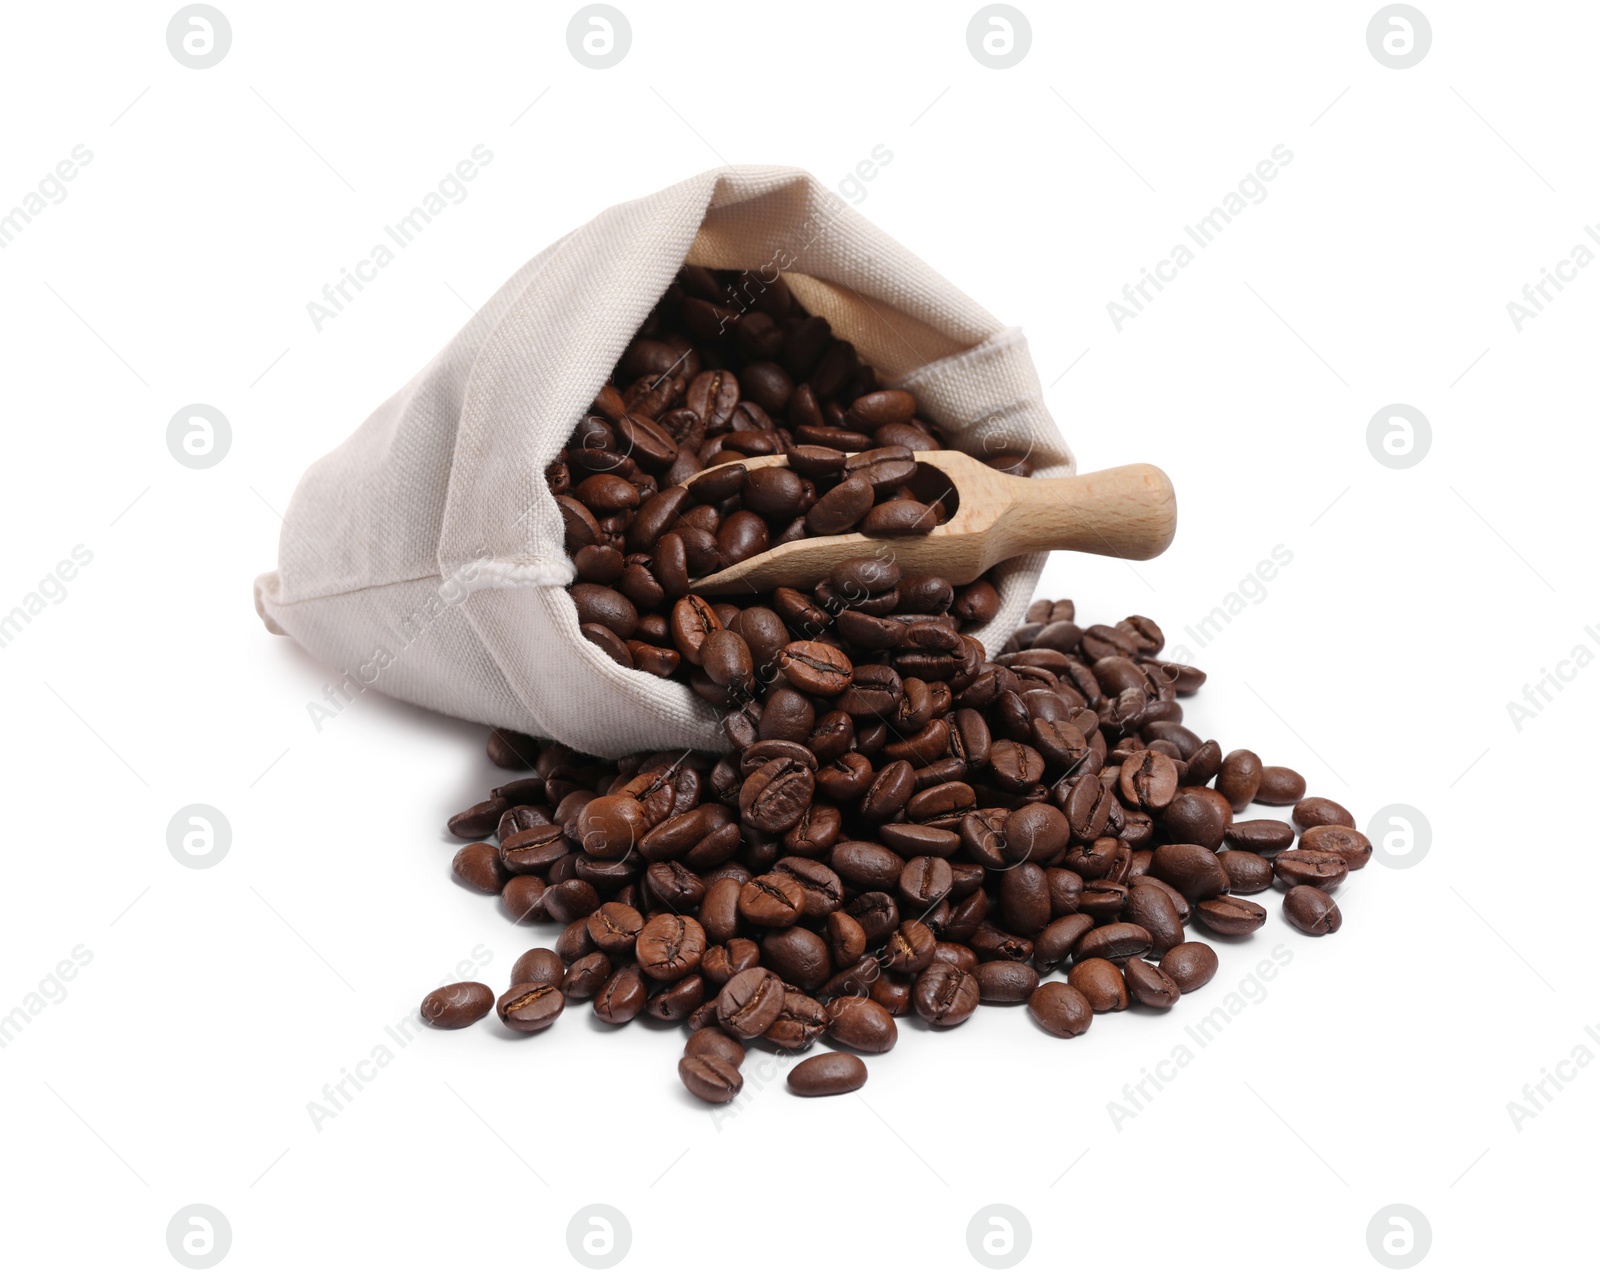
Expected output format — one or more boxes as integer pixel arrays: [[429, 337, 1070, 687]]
[[1, 2, 1592, 1269]]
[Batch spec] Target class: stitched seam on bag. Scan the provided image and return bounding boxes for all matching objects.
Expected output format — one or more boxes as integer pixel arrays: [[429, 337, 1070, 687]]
[[459, 560, 571, 591], [262, 560, 573, 609]]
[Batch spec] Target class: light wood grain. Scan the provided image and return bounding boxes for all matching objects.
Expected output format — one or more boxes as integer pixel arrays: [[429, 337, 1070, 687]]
[[689, 450, 1177, 595]]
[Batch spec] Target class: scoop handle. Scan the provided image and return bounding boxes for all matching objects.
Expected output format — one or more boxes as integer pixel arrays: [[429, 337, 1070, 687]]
[[996, 463, 1177, 562]]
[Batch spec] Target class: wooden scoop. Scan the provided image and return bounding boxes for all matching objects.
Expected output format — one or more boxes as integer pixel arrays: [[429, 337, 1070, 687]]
[[690, 450, 1176, 595]]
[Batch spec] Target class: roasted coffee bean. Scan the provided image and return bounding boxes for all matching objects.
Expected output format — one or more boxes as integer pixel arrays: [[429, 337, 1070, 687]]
[[1161, 786, 1229, 850], [1034, 914, 1096, 971], [542, 878, 601, 924], [762, 926, 833, 990], [1159, 941, 1219, 993], [951, 579, 1001, 624], [968, 922, 1033, 964], [1299, 824, 1372, 869], [825, 911, 868, 966], [421, 982, 494, 1029], [701, 938, 761, 986], [1120, 750, 1180, 812], [861, 499, 938, 536], [934, 941, 980, 973], [989, 740, 1045, 791], [884, 920, 937, 974], [826, 995, 898, 1052], [1123, 959, 1181, 1009], [699, 877, 743, 945], [994, 863, 1049, 936], [899, 855, 954, 908], [1273, 847, 1350, 890], [849, 390, 916, 425], [835, 608, 900, 650], [788, 1052, 868, 1096], [554, 917, 596, 963], [497, 982, 564, 1033], [685, 1026, 746, 1068], [1223, 819, 1296, 853], [1216, 749, 1263, 812], [805, 474, 875, 535], [830, 554, 901, 598], [975, 960, 1039, 1004], [742, 465, 807, 518], [1067, 958, 1129, 1012], [717, 968, 787, 1038], [1003, 803, 1071, 863], [501, 875, 548, 924], [687, 462, 747, 504], [1284, 885, 1343, 935], [912, 963, 981, 1026], [570, 583, 640, 640], [1194, 895, 1267, 936], [582, 622, 633, 666], [882, 823, 960, 858], [562, 951, 611, 999], [1078, 879, 1130, 921], [831, 842, 906, 893], [778, 788, 840, 853], [670, 595, 723, 665], [1150, 843, 1231, 900], [1176, 738, 1221, 785], [647, 861, 708, 910], [773, 856, 844, 915], [1028, 981, 1094, 1037], [779, 641, 853, 696], [679, 1053, 743, 1103], [1256, 765, 1307, 805], [449, 798, 508, 840], [575, 794, 648, 860], [740, 759, 815, 835], [1217, 850, 1274, 894], [1292, 795, 1356, 831], [615, 413, 679, 469], [764, 990, 829, 1048], [499, 824, 568, 875], [1076, 922, 1153, 962], [649, 974, 707, 1021], [1063, 774, 1114, 843], [452, 842, 506, 893], [1142, 720, 1200, 757], [592, 964, 647, 1024], [510, 947, 566, 987], [1124, 881, 1185, 958], [492, 773, 547, 806], [859, 761, 916, 823], [701, 628, 754, 692], [738, 873, 807, 927], [820, 954, 882, 1000], [838, 664, 903, 717], [635, 914, 706, 980], [905, 780, 974, 823], [866, 974, 910, 1020], [558, 493, 603, 548]]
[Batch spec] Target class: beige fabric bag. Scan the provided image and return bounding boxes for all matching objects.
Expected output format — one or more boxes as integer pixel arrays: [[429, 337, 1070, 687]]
[[254, 164, 1074, 756]]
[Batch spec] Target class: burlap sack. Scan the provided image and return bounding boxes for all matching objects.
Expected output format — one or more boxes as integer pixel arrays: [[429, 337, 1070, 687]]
[[254, 165, 1074, 756]]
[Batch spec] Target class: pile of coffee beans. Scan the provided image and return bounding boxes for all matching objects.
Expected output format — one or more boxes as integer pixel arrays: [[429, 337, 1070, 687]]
[[427, 590, 1366, 1102], [549, 264, 1025, 686], [421, 266, 1364, 1099]]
